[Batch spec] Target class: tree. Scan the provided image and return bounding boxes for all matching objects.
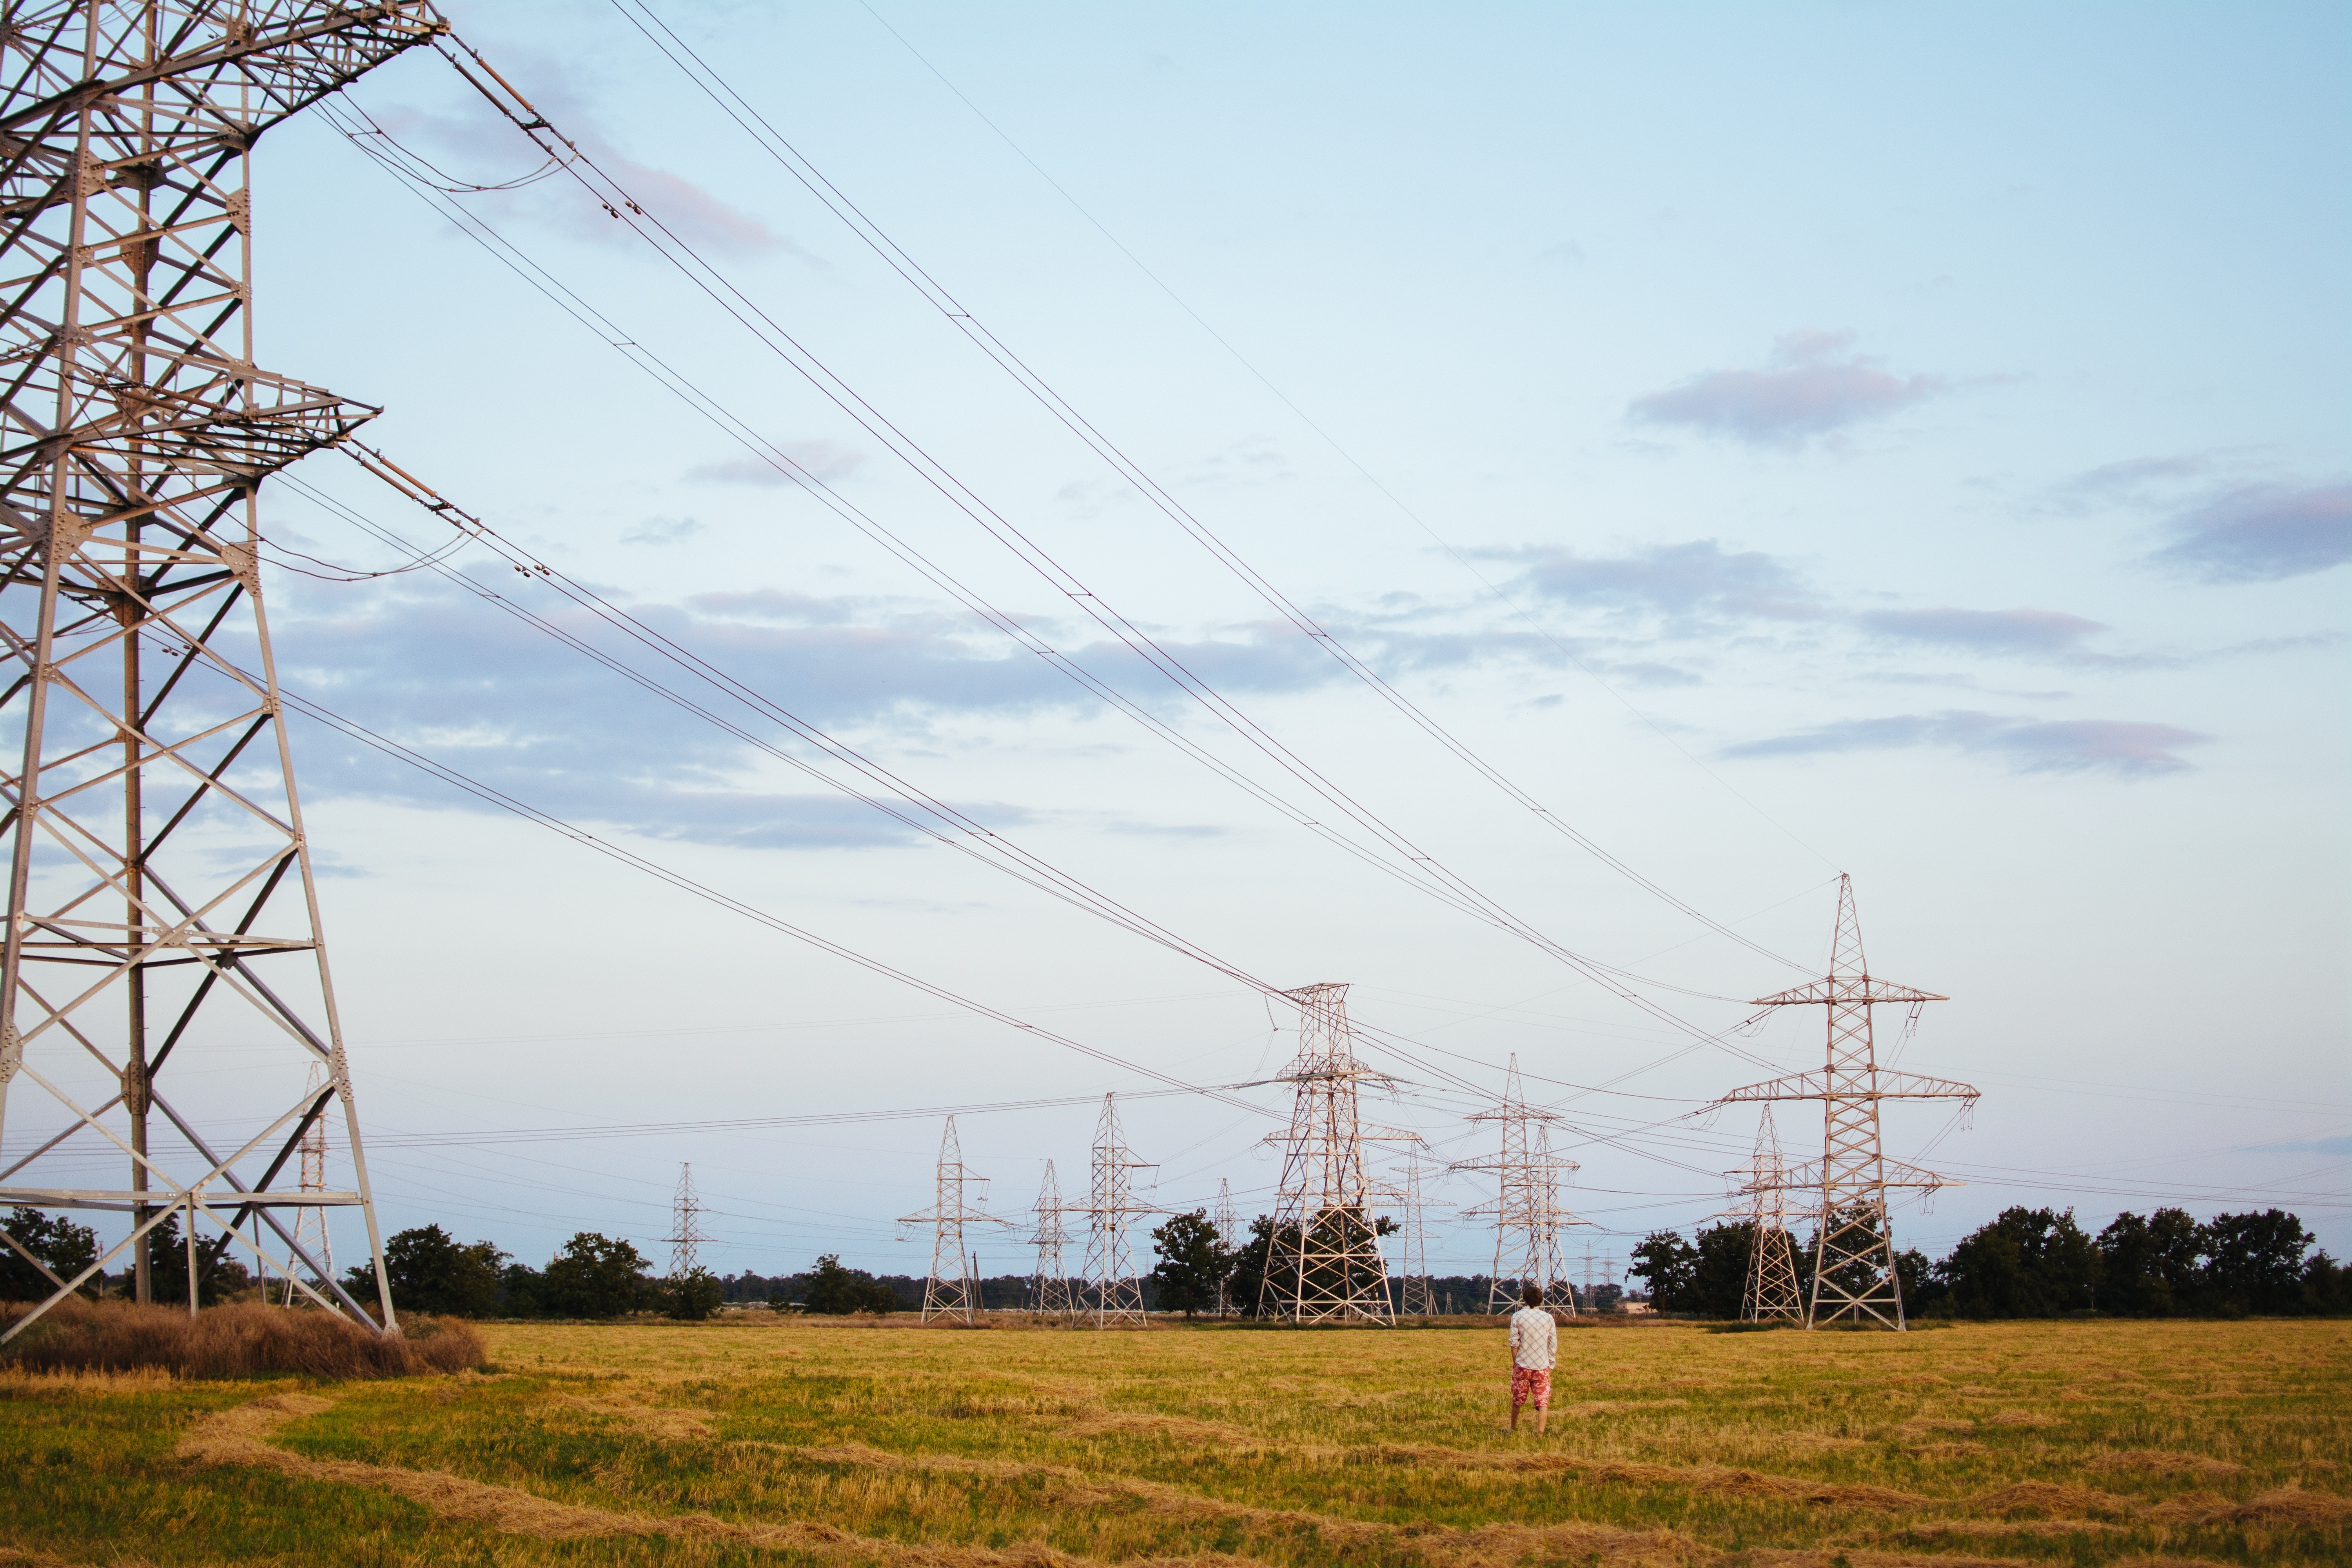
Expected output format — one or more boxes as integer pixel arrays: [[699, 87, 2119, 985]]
[[1148, 1209, 1229, 1319], [1627, 1230, 1699, 1313], [661, 1267, 727, 1321], [148, 1212, 250, 1307], [2097, 1208, 2203, 1315], [800, 1254, 898, 1315], [0, 1207, 98, 1301], [540, 1232, 652, 1319], [343, 1225, 505, 1317], [1933, 1207, 2099, 1318], [2201, 1210, 2313, 1314]]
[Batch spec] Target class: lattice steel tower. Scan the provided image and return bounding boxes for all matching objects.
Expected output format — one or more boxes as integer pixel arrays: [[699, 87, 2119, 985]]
[[664, 1162, 706, 1280], [1716, 876, 1978, 1328], [1027, 1158, 1074, 1317], [1731, 1105, 1804, 1323], [1072, 1092, 1155, 1327], [896, 1116, 1008, 1324], [0, 2, 446, 1341], [1260, 982, 1414, 1324], [1453, 1055, 1585, 1314]]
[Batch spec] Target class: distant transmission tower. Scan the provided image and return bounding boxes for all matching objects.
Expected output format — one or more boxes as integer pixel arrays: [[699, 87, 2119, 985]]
[[665, 1163, 708, 1280], [895, 1118, 1010, 1324], [1731, 1106, 1805, 1322], [279, 1062, 335, 1307], [1028, 1159, 1076, 1317], [0, 5, 446, 1343], [1212, 1177, 1238, 1316], [1453, 1056, 1587, 1314], [1395, 1153, 1442, 1318], [1261, 983, 1416, 1323], [1072, 1094, 1157, 1326], [1717, 876, 1979, 1329]]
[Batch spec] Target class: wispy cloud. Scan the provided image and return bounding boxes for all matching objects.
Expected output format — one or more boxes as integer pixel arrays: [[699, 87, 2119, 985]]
[[2148, 482, 2352, 583], [1628, 329, 1951, 446], [1477, 539, 1822, 628], [1724, 710, 2208, 776], [688, 442, 866, 486]]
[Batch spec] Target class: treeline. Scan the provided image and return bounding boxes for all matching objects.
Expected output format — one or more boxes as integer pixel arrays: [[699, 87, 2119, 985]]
[[1629, 1207, 2351, 1319]]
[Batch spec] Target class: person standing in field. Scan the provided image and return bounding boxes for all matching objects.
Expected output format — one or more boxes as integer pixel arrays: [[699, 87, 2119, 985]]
[[1508, 1282, 1556, 1434]]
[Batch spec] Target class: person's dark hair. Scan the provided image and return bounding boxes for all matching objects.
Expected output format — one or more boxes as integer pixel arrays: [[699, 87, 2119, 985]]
[[1521, 1283, 1542, 1308]]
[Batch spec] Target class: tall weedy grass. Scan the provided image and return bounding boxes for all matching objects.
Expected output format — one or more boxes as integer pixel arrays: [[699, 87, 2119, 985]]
[[0, 1298, 482, 1378]]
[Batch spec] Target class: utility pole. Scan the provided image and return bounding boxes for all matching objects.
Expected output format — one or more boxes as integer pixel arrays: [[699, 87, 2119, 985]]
[[896, 1117, 1009, 1324], [1453, 1056, 1587, 1314], [1716, 876, 1979, 1329], [1028, 1159, 1074, 1317], [1069, 1093, 1156, 1327], [0, 2, 445, 1343], [1212, 1176, 1238, 1316], [664, 1163, 707, 1281], [1261, 982, 1415, 1323]]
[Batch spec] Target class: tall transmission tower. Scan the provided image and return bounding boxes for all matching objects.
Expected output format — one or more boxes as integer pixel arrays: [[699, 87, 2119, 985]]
[[276, 1060, 334, 1306], [1070, 1093, 1156, 1327], [1211, 1176, 1238, 1316], [1394, 1152, 1442, 1318], [1027, 1158, 1075, 1317], [1730, 1105, 1805, 1323], [1716, 876, 1979, 1329], [895, 1117, 1009, 1324], [0, 2, 445, 1342], [664, 1163, 708, 1280], [1453, 1056, 1586, 1314], [1260, 982, 1415, 1324]]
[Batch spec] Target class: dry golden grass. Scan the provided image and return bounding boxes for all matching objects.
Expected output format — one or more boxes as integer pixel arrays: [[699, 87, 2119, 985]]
[[0, 1312, 2343, 1566]]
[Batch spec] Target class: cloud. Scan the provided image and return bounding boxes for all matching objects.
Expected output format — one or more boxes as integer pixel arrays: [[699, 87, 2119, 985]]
[[1854, 606, 2109, 656], [2241, 1134, 2352, 1156], [2147, 482, 2352, 583], [1724, 710, 2208, 776], [1477, 539, 1821, 628], [1629, 329, 1952, 446], [621, 514, 703, 546], [688, 443, 866, 486]]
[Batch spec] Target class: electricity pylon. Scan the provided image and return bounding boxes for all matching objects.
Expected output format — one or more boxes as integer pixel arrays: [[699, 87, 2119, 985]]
[[1211, 1176, 1238, 1316], [1069, 1093, 1156, 1326], [1261, 982, 1416, 1323], [0, 3, 446, 1342], [1731, 1106, 1804, 1322], [1028, 1158, 1075, 1317], [1716, 875, 1978, 1329], [1453, 1056, 1587, 1314], [896, 1117, 1009, 1324], [276, 1061, 334, 1307], [664, 1163, 707, 1280], [1395, 1152, 1442, 1318]]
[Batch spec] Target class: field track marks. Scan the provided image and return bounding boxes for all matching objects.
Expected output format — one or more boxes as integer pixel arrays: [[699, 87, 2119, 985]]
[[174, 1394, 1212, 1566]]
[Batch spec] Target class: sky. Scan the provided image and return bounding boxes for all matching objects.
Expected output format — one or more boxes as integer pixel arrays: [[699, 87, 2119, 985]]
[[21, 1, 2347, 1291]]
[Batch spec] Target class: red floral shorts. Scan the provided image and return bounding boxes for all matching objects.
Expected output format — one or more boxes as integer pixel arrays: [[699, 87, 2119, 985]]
[[1511, 1365, 1552, 1410]]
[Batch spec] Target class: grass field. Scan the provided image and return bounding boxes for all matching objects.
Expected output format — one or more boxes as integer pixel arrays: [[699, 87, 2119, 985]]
[[2, 1313, 2345, 1568]]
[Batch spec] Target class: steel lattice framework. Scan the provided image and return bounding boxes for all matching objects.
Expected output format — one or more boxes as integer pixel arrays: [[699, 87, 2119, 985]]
[[1732, 1105, 1804, 1323], [1260, 982, 1413, 1324], [1453, 1055, 1585, 1314], [0, 1, 444, 1340], [896, 1116, 1007, 1325], [1070, 1093, 1155, 1327], [1027, 1157, 1074, 1317], [1716, 876, 1978, 1329], [1394, 1151, 1440, 1318]]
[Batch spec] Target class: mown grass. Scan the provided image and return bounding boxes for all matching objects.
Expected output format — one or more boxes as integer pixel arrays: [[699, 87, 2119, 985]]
[[0, 1314, 2343, 1567]]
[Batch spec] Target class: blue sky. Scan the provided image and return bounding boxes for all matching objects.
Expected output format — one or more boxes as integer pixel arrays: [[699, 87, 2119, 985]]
[[93, 1, 2345, 1284]]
